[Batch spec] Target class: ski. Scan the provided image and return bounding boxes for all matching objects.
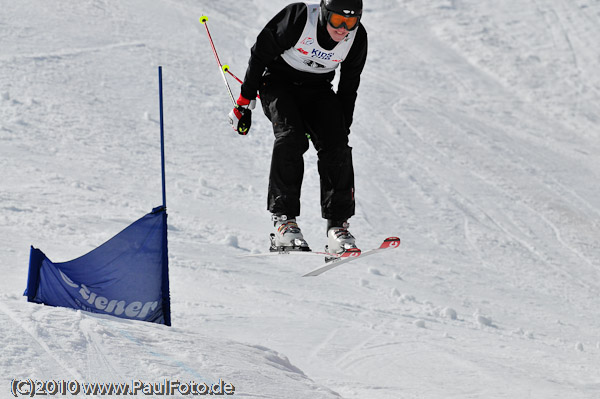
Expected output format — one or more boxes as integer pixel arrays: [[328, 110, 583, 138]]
[[240, 238, 360, 260], [241, 250, 338, 259], [302, 237, 401, 277], [241, 237, 400, 276]]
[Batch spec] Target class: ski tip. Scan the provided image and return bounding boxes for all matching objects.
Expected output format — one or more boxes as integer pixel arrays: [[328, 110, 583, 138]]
[[380, 237, 401, 249]]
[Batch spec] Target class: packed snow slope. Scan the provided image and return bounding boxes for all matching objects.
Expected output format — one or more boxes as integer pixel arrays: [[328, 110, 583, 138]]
[[2, 0, 600, 397]]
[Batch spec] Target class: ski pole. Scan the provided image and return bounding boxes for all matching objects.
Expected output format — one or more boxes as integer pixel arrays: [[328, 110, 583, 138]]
[[222, 65, 243, 85], [226, 67, 263, 100], [222, 64, 260, 99], [200, 16, 259, 101], [199, 16, 236, 105]]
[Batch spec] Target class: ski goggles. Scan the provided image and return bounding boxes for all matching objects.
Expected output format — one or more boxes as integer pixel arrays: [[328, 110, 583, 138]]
[[326, 11, 360, 31]]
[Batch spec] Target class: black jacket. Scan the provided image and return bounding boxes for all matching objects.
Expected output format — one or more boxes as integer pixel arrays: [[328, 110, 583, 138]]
[[241, 2, 368, 129]]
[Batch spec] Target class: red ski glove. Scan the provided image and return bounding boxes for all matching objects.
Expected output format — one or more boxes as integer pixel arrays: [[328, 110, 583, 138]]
[[228, 94, 256, 135]]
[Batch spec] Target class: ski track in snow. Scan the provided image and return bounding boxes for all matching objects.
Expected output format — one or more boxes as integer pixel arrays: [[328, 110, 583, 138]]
[[2, 0, 600, 398]]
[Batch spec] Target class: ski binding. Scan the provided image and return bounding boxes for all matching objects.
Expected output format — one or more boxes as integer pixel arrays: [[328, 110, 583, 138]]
[[269, 233, 311, 253]]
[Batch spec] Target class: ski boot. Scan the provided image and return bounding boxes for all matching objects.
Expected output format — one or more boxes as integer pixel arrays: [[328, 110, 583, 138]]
[[269, 215, 311, 252], [325, 221, 360, 261]]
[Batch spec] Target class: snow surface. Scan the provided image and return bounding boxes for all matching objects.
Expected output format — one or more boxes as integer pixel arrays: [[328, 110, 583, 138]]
[[2, 0, 600, 397]]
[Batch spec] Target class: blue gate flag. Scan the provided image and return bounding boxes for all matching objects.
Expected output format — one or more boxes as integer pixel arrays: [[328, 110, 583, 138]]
[[25, 206, 171, 326]]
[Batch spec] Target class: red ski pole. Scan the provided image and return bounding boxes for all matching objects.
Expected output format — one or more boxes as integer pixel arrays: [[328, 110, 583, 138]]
[[222, 65, 259, 99], [222, 65, 243, 85], [200, 16, 259, 100], [199, 16, 236, 105]]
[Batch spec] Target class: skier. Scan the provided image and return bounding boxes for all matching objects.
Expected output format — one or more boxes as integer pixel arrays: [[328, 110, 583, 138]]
[[229, 0, 368, 254]]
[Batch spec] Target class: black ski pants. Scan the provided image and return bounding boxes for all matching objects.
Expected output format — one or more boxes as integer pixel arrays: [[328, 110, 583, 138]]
[[259, 76, 355, 222]]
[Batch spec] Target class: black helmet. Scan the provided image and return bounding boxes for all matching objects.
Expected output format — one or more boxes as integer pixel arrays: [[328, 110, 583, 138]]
[[320, 0, 363, 30]]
